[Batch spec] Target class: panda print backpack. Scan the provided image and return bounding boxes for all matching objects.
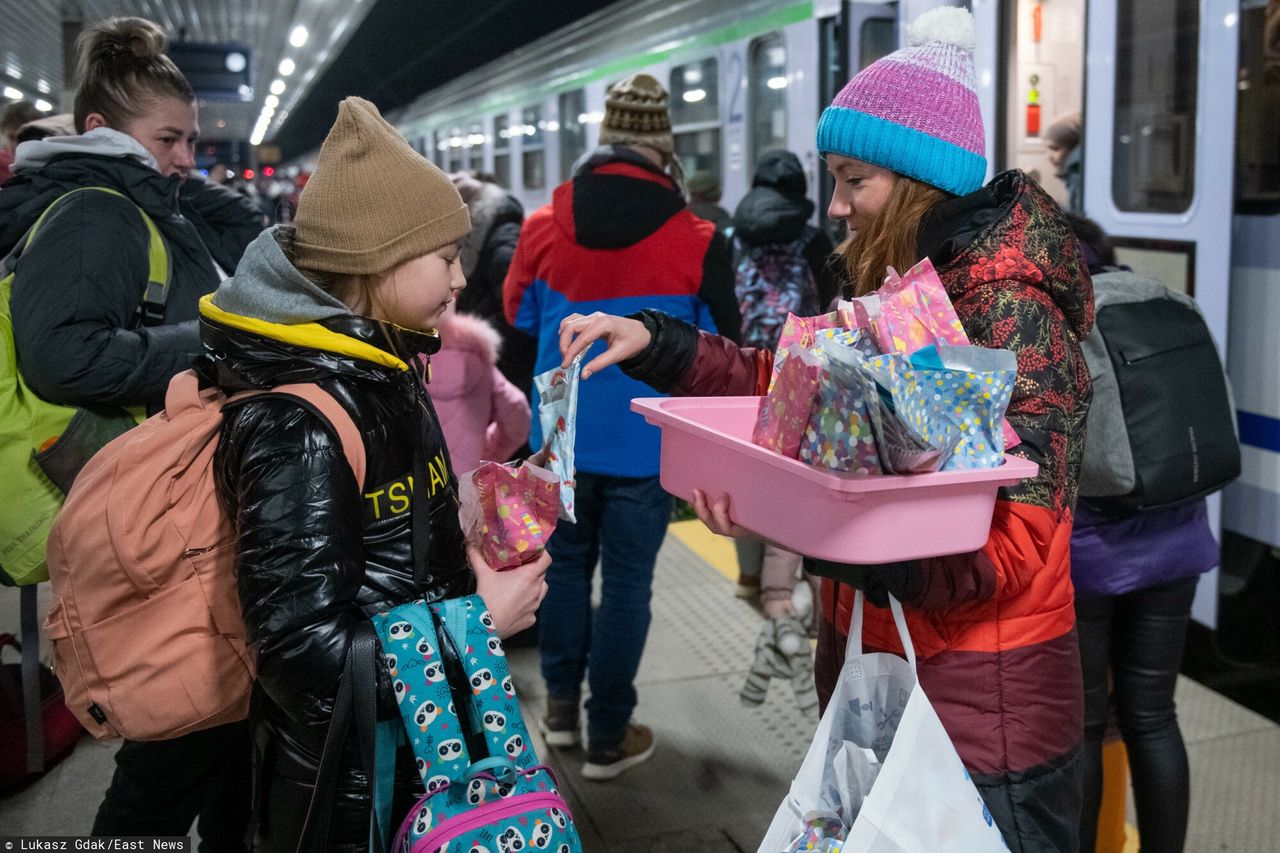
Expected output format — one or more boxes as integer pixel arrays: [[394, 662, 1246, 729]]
[[372, 595, 583, 853]]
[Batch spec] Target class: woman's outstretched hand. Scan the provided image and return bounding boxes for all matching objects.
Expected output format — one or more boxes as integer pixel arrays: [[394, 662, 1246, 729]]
[[691, 489, 753, 539], [558, 312, 652, 379]]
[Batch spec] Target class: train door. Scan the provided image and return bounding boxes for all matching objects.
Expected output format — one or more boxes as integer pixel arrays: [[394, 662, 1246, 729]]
[[816, 1, 899, 243], [1085, 0, 1239, 626]]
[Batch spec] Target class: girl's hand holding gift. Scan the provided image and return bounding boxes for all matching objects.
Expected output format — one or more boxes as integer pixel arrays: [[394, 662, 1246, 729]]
[[470, 545, 550, 638]]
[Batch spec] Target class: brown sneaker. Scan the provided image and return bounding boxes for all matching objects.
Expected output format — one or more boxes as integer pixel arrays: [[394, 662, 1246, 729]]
[[538, 696, 581, 747], [734, 573, 762, 600], [581, 723, 656, 781]]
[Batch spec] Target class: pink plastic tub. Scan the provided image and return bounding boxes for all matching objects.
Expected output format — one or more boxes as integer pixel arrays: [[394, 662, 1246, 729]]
[[632, 396, 1039, 563]]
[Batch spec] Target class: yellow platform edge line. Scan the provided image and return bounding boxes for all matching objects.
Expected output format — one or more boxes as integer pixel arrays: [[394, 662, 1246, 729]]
[[669, 519, 740, 582]]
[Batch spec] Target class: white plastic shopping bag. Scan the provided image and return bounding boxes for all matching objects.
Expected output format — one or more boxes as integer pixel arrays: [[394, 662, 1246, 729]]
[[758, 593, 1008, 853]]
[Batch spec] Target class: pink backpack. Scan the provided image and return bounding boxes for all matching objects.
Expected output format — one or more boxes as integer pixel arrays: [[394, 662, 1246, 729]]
[[44, 370, 366, 741]]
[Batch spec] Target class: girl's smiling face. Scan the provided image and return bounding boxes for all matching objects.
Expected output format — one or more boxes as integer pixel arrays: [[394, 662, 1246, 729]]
[[366, 242, 466, 332], [825, 154, 897, 233]]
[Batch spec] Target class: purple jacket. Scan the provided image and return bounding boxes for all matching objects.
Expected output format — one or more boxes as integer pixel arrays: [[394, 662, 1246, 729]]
[[1070, 500, 1218, 598]]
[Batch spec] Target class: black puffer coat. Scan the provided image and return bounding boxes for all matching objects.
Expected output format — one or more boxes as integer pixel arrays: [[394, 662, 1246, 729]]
[[733, 149, 840, 310], [0, 138, 257, 409], [203, 230, 474, 851]]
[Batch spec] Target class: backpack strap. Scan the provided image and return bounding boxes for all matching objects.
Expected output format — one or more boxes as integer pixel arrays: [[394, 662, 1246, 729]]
[[1, 186, 171, 328], [263, 384, 368, 490]]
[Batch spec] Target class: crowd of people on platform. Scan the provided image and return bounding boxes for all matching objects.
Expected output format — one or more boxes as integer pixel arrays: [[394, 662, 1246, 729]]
[[0, 8, 1219, 853]]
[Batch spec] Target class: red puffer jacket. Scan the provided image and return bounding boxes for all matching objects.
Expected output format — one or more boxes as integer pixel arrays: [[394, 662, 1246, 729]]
[[622, 171, 1093, 853]]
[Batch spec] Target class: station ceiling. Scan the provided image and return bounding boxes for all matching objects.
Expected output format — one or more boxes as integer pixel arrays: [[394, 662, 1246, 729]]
[[1, 0, 616, 157], [270, 0, 618, 161]]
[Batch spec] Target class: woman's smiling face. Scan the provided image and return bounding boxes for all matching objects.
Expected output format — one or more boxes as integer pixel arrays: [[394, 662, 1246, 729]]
[[825, 154, 897, 233]]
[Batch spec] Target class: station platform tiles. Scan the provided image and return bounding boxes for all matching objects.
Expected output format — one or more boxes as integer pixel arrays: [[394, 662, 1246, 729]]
[[3, 524, 1279, 850]]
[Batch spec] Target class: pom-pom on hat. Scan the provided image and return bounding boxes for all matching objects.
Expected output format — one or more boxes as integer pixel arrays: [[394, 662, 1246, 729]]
[[293, 97, 470, 275], [599, 73, 674, 155], [816, 6, 987, 196]]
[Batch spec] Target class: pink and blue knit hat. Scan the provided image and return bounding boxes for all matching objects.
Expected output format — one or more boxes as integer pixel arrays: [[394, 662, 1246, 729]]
[[816, 7, 986, 196]]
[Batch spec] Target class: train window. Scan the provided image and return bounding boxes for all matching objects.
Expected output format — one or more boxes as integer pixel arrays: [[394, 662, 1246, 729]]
[[494, 114, 512, 190], [671, 57, 719, 125], [447, 126, 465, 174], [1235, 1, 1280, 212], [465, 120, 484, 171], [671, 57, 722, 187], [522, 105, 546, 190], [858, 18, 896, 71], [559, 89, 588, 181], [1111, 0, 1198, 213], [749, 34, 788, 174]]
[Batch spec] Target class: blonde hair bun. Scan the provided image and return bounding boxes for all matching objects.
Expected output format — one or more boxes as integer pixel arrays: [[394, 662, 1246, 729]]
[[82, 17, 170, 67]]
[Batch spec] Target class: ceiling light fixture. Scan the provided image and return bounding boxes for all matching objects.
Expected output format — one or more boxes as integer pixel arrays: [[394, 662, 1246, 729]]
[[278, 58, 295, 76], [35, 99, 52, 112], [289, 26, 309, 48], [3, 86, 22, 100], [269, 79, 286, 96]]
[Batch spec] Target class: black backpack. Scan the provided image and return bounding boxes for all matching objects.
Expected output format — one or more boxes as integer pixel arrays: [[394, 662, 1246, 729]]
[[1078, 269, 1240, 514]]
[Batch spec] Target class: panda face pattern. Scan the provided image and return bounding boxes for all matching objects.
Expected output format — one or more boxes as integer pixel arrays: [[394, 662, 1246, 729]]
[[384, 652, 398, 675], [549, 808, 567, 830], [501, 674, 515, 696], [388, 621, 414, 641], [415, 637, 434, 657], [414, 699, 439, 731], [556, 846, 570, 853], [465, 777, 486, 806], [469, 847, 492, 853], [423, 661, 445, 683], [412, 804, 432, 835], [415, 756, 427, 776], [447, 700, 456, 717], [469, 668, 496, 694], [394, 680, 408, 704], [497, 827, 525, 853], [480, 611, 495, 631], [529, 821, 553, 849], [486, 636, 505, 657], [504, 733, 525, 758], [437, 738, 464, 762], [425, 774, 450, 795], [482, 710, 506, 733], [494, 780, 515, 798]]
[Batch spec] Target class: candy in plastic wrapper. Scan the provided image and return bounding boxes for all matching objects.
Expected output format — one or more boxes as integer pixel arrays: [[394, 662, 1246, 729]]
[[799, 338, 882, 476], [782, 814, 847, 852], [458, 461, 561, 569], [533, 356, 582, 521], [753, 346, 826, 459]]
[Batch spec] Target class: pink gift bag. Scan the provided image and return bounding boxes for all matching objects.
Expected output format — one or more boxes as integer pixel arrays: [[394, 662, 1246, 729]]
[[459, 461, 561, 569], [752, 346, 825, 459], [875, 258, 1020, 450]]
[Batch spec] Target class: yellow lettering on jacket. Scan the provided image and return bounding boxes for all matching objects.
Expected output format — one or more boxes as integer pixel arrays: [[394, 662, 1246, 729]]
[[365, 489, 385, 520], [388, 480, 410, 516]]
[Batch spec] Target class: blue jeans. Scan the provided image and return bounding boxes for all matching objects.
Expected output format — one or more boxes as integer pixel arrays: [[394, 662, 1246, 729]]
[[540, 471, 672, 751]]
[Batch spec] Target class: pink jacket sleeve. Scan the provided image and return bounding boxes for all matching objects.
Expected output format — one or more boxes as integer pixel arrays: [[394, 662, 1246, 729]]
[[484, 367, 532, 461]]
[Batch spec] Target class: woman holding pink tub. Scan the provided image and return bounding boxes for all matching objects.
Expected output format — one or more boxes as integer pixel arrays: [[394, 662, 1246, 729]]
[[557, 8, 1093, 852]]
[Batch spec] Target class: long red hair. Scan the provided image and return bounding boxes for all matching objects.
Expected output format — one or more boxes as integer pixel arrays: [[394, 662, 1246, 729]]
[[838, 177, 949, 297]]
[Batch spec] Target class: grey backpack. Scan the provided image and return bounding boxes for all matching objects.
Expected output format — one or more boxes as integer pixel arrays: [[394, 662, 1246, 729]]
[[1078, 269, 1240, 514]]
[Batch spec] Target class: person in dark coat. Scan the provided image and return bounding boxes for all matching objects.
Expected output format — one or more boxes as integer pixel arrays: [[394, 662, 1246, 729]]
[[686, 169, 733, 239], [552, 10, 1093, 851], [0, 17, 261, 845], [208, 97, 549, 852], [1066, 214, 1219, 853], [733, 149, 840, 313], [451, 171, 536, 401]]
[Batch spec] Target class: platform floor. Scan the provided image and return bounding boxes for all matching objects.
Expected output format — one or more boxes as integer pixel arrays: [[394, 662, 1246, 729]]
[[4, 526, 1279, 850]]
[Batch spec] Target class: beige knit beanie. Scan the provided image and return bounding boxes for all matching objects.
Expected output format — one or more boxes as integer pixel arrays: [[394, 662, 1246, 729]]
[[293, 97, 470, 275], [599, 73, 674, 155]]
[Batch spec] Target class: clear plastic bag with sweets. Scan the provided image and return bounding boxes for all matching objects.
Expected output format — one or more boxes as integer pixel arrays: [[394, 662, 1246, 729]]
[[533, 356, 582, 522]]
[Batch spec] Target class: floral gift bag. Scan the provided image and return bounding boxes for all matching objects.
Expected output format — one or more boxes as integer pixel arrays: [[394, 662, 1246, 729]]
[[459, 461, 562, 569], [753, 346, 827, 459]]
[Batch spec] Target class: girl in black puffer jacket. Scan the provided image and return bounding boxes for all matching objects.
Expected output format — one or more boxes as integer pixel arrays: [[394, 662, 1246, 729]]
[[204, 97, 549, 853]]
